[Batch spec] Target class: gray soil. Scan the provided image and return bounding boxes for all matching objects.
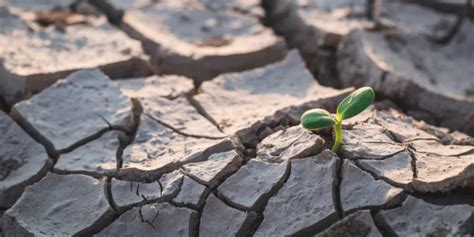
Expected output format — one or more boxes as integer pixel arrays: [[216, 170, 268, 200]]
[[0, 0, 473, 236]]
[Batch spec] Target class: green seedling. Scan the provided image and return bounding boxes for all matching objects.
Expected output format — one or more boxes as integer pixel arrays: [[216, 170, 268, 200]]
[[300, 87, 375, 153]]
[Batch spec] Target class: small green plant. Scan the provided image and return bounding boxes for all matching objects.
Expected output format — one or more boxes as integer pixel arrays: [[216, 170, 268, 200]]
[[300, 87, 375, 153]]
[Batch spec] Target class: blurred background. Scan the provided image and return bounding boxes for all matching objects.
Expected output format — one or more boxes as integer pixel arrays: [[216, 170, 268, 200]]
[[1, 1, 474, 236], [0, 0, 472, 135]]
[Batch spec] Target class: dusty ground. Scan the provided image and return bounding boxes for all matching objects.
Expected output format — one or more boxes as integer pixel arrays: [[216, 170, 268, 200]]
[[0, 0, 473, 236]]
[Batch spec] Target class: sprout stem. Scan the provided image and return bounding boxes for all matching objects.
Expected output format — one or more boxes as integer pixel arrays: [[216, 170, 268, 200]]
[[332, 122, 342, 153]]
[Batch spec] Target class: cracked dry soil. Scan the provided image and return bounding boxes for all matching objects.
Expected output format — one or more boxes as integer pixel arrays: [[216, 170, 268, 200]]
[[1, 0, 474, 236]]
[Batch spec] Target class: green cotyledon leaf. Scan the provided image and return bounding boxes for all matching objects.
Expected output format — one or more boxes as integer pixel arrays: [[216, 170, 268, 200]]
[[336, 87, 375, 121], [300, 108, 337, 130]]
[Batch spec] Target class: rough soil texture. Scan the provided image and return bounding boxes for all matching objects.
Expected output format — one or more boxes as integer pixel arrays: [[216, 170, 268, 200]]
[[337, 27, 474, 134], [0, 111, 51, 208], [119, 0, 287, 82], [264, 0, 474, 136], [194, 50, 347, 135], [2, 173, 114, 236], [0, 6, 149, 104], [0, 0, 473, 236], [10, 69, 134, 154]]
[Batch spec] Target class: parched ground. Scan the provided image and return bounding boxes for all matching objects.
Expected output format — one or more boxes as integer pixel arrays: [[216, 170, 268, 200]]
[[0, 0, 473, 236]]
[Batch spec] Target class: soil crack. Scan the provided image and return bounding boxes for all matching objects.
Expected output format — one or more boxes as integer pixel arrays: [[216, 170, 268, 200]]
[[146, 114, 226, 140], [333, 156, 344, 219]]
